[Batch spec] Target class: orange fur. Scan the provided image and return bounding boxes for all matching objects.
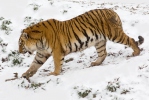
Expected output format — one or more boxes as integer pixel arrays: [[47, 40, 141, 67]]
[[19, 9, 144, 78]]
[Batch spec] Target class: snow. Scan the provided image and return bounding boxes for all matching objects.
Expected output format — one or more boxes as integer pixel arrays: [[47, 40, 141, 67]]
[[0, 0, 149, 100]]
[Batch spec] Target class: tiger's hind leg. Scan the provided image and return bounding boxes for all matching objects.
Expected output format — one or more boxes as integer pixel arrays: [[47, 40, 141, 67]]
[[129, 38, 140, 56], [114, 30, 144, 56], [91, 40, 107, 66]]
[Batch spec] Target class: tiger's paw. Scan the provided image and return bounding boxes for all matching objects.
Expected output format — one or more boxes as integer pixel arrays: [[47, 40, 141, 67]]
[[49, 72, 60, 76], [132, 51, 140, 56], [22, 70, 37, 79], [91, 62, 102, 66]]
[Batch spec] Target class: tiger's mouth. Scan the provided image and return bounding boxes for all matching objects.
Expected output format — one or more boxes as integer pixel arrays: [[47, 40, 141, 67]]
[[27, 51, 32, 55], [22, 48, 33, 55], [21, 47, 33, 55]]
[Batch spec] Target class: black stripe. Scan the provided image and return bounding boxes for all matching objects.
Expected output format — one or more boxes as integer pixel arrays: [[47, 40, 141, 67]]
[[124, 37, 129, 45], [82, 29, 90, 47], [95, 32, 98, 40], [42, 22, 48, 29], [127, 37, 130, 46], [47, 20, 56, 33], [68, 38, 72, 52], [83, 15, 96, 28], [96, 44, 105, 50], [116, 33, 123, 43], [30, 26, 33, 29], [101, 33, 106, 40], [40, 36, 45, 48], [106, 24, 112, 39], [99, 10, 106, 35], [61, 58, 64, 61], [90, 28, 94, 36], [37, 52, 45, 58], [112, 31, 118, 42], [86, 12, 95, 23], [45, 39, 50, 50], [80, 14, 87, 23], [75, 16, 96, 45], [105, 9, 112, 18], [73, 20, 81, 31], [70, 22, 84, 49], [90, 10, 100, 23], [86, 11, 99, 28], [48, 20, 57, 48], [73, 32, 84, 49], [45, 55, 50, 60], [34, 57, 44, 65], [62, 22, 66, 36], [52, 19, 57, 26], [91, 38, 93, 42], [91, 11, 105, 33], [100, 10, 106, 18], [97, 49, 104, 54], [32, 30, 40, 33], [46, 20, 56, 46], [75, 35, 84, 49], [77, 16, 88, 28], [121, 36, 126, 44], [96, 10, 105, 35], [66, 21, 73, 50], [66, 21, 72, 52], [36, 23, 40, 27], [117, 33, 125, 44], [74, 43, 78, 52], [98, 54, 105, 57], [66, 21, 72, 38]]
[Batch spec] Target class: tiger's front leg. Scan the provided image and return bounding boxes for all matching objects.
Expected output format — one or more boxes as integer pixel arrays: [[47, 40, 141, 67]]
[[49, 45, 64, 76], [22, 52, 50, 79]]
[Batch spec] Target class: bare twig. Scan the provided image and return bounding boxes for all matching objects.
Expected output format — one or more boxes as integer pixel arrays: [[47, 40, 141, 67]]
[[5, 72, 31, 83], [5, 77, 18, 82], [5, 73, 18, 82]]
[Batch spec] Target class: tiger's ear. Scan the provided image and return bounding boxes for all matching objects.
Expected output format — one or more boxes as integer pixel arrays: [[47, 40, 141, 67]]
[[21, 32, 29, 40], [21, 29, 29, 40], [23, 29, 29, 33]]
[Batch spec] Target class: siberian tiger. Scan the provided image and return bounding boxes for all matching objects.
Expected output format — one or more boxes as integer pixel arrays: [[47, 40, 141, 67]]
[[19, 9, 144, 79]]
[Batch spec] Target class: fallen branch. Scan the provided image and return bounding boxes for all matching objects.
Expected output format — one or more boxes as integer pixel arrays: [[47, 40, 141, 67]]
[[5, 73, 31, 83], [5, 73, 18, 82], [5, 77, 18, 82]]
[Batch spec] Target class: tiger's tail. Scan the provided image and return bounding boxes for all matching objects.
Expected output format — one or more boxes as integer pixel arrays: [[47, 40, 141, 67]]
[[136, 36, 144, 46], [130, 35, 144, 56]]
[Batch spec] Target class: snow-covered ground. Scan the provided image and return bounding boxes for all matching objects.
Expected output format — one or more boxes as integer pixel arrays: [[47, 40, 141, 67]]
[[0, 0, 149, 100]]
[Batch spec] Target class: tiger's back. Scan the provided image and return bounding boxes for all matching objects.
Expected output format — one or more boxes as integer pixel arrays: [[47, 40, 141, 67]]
[[58, 9, 137, 55], [19, 9, 144, 78]]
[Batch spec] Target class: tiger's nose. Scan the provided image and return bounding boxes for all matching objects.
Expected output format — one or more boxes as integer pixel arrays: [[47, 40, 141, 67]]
[[18, 48, 24, 54]]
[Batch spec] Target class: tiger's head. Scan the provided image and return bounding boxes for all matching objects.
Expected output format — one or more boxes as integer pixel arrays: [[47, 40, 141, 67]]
[[19, 28, 43, 54]]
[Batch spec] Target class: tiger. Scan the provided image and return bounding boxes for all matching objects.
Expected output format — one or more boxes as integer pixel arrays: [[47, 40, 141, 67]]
[[19, 9, 144, 79]]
